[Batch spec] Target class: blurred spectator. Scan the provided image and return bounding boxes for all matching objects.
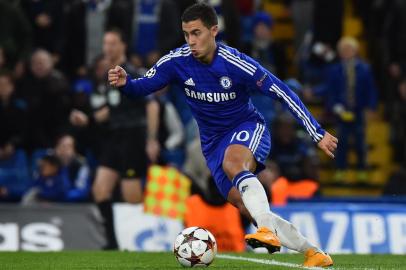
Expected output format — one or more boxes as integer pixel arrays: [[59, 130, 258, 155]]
[[107, 0, 181, 69], [355, 1, 406, 110], [245, 11, 274, 71], [63, 0, 112, 78], [391, 78, 406, 165], [312, 0, 343, 50], [325, 37, 377, 181], [70, 29, 160, 249], [243, 11, 286, 79], [183, 131, 212, 199], [0, 0, 32, 71], [383, 1, 406, 114], [258, 114, 319, 206], [0, 149, 30, 202], [353, 1, 386, 99], [0, 71, 30, 202], [70, 55, 110, 157], [384, 168, 406, 196], [22, 153, 69, 204], [382, 1, 406, 82], [17, 49, 71, 151], [0, 48, 5, 70], [243, 11, 286, 128], [288, 0, 314, 51], [152, 89, 184, 166], [206, 0, 242, 49], [236, 0, 256, 47], [55, 134, 92, 202], [298, 0, 343, 88], [0, 70, 28, 152], [19, 0, 65, 64]]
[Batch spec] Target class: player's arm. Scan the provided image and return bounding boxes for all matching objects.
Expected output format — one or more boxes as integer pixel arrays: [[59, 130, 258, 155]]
[[246, 60, 338, 158], [108, 56, 174, 97]]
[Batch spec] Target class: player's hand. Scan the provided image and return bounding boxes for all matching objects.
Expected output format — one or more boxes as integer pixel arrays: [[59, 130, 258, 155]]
[[317, 131, 338, 159], [108, 66, 127, 87]]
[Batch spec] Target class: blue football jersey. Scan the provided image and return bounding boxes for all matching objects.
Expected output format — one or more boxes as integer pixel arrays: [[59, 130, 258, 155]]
[[121, 43, 325, 155]]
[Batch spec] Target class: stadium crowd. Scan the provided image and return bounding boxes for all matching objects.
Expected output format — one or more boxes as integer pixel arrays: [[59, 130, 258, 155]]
[[0, 0, 405, 209]]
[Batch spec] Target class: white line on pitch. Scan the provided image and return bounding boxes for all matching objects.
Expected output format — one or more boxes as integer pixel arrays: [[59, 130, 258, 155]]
[[217, 254, 324, 269], [217, 254, 376, 270]]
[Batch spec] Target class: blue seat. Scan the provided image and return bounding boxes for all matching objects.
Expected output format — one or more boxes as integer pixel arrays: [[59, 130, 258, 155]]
[[0, 149, 31, 201]]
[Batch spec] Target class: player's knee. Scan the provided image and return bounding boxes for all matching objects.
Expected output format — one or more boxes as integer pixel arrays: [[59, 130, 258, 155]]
[[222, 156, 245, 179]]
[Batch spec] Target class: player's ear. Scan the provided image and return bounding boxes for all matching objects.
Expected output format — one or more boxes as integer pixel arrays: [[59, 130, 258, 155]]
[[210, 25, 218, 38]]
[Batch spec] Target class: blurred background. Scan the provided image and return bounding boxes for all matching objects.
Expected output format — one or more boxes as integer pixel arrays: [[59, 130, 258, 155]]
[[0, 0, 405, 254]]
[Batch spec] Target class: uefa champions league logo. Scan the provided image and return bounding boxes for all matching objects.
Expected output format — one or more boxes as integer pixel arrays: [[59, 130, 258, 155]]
[[145, 67, 156, 78], [220, 76, 232, 89]]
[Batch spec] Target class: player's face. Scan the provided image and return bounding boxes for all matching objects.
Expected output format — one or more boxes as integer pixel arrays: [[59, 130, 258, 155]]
[[182, 19, 218, 62]]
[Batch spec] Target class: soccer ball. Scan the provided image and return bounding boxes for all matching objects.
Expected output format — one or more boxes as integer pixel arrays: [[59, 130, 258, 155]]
[[173, 227, 217, 267]]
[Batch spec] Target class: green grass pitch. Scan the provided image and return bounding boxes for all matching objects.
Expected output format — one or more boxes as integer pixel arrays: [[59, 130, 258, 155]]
[[0, 251, 405, 270]]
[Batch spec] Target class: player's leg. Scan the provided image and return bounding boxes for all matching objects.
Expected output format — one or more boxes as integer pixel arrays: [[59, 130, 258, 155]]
[[226, 186, 254, 221], [227, 174, 332, 266], [222, 136, 281, 253], [223, 144, 276, 232], [92, 165, 120, 249], [222, 122, 332, 266]]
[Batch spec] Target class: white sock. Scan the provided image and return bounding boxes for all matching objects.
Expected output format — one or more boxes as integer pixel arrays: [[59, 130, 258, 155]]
[[233, 171, 275, 232], [233, 171, 319, 253], [269, 213, 318, 253]]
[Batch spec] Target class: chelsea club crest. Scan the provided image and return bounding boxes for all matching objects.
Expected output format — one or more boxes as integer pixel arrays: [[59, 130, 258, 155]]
[[220, 76, 232, 89]]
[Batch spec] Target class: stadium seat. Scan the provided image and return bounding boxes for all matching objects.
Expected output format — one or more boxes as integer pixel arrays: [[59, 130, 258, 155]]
[[0, 149, 31, 201]]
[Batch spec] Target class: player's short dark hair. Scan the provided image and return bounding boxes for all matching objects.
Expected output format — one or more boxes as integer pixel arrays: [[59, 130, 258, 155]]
[[181, 3, 218, 29]]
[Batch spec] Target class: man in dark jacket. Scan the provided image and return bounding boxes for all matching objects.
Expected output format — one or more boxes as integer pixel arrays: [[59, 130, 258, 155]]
[[324, 37, 377, 180]]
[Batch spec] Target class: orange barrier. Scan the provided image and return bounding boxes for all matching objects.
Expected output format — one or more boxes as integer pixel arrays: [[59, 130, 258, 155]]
[[184, 194, 245, 252], [271, 177, 319, 206]]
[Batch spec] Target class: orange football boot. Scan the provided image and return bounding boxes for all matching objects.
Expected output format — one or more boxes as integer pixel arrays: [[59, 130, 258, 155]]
[[303, 248, 333, 267], [244, 227, 281, 254]]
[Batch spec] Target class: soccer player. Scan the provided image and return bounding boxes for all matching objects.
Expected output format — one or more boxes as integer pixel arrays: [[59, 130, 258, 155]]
[[108, 3, 336, 267]]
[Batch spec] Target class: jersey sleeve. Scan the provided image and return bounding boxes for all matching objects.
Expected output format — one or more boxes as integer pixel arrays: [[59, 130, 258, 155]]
[[243, 55, 325, 143], [120, 54, 175, 97]]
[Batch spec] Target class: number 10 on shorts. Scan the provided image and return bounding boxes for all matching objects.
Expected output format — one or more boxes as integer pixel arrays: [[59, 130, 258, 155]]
[[230, 130, 250, 142]]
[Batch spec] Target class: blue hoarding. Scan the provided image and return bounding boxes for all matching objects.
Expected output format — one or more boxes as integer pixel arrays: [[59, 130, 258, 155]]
[[257, 203, 406, 254]]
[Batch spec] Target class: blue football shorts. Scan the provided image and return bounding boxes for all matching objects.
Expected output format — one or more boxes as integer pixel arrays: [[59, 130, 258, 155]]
[[204, 121, 271, 199]]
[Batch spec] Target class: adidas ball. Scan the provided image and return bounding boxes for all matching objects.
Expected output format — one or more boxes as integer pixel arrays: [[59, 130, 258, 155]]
[[173, 227, 217, 267]]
